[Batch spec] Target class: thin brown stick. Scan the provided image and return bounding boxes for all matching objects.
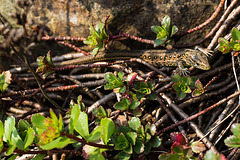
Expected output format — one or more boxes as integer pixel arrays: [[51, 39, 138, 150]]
[[177, 0, 225, 37], [159, 88, 240, 133], [208, 0, 240, 49], [159, 93, 219, 154]]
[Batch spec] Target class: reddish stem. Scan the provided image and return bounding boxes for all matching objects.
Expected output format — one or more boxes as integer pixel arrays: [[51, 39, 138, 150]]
[[60, 132, 114, 150]]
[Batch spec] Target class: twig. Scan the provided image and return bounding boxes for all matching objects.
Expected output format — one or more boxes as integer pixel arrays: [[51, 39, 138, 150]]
[[0, 79, 106, 98], [159, 88, 240, 133], [60, 132, 114, 150], [201, 101, 239, 142], [121, 32, 154, 44], [58, 41, 89, 55], [87, 92, 116, 113], [42, 36, 86, 41], [175, 1, 240, 48], [157, 97, 188, 143], [10, 44, 66, 112], [159, 93, 219, 154], [177, 0, 225, 37], [208, 0, 240, 49]]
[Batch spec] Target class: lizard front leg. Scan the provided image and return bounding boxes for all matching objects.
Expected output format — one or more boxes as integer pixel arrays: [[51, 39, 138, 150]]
[[176, 61, 189, 76]]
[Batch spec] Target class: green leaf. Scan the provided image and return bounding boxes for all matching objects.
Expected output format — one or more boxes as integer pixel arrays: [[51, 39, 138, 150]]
[[149, 135, 161, 147], [69, 100, 80, 134], [204, 150, 221, 160], [11, 127, 24, 150], [18, 120, 30, 131], [158, 154, 167, 160], [129, 100, 140, 110], [54, 136, 74, 148], [231, 123, 240, 137], [74, 111, 89, 140], [194, 80, 203, 88], [177, 91, 187, 100], [171, 142, 184, 154], [173, 82, 182, 92], [87, 126, 104, 142], [126, 132, 137, 145], [114, 98, 130, 110], [0, 70, 11, 93], [5, 144, 16, 156], [147, 91, 157, 100], [134, 140, 144, 154], [182, 76, 191, 85], [192, 88, 204, 97], [145, 132, 151, 143], [224, 135, 240, 148], [114, 101, 128, 111], [123, 143, 133, 154], [144, 142, 151, 154], [218, 38, 230, 54], [92, 47, 100, 56], [31, 114, 46, 129], [24, 127, 35, 149], [145, 123, 156, 136], [40, 137, 62, 150], [179, 83, 191, 93], [119, 86, 126, 93], [7, 154, 18, 160], [30, 154, 46, 160], [89, 149, 106, 160], [118, 72, 124, 80], [154, 38, 167, 47], [129, 117, 141, 131], [172, 74, 182, 83], [162, 15, 171, 32], [167, 154, 182, 160], [171, 25, 178, 37], [115, 133, 129, 150], [0, 121, 3, 138], [114, 151, 131, 160], [190, 141, 206, 153], [232, 28, 240, 41], [101, 118, 115, 145], [3, 116, 15, 143], [151, 26, 160, 34]]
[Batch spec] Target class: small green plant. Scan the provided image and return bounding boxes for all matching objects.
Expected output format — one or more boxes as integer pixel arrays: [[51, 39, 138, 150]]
[[159, 132, 206, 160], [113, 117, 161, 159], [83, 18, 109, 56], [218, 28, 240, 54], [104, 72, 157, 116], [0, 70, 11, 93], [172, 74, 204, 100], [36, 51, 55, 79], [224, 123, 240, 148], [151, 15, 178, 49]]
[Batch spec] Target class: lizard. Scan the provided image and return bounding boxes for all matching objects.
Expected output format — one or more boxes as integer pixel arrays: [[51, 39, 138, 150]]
[[55, 48, 211, 72]]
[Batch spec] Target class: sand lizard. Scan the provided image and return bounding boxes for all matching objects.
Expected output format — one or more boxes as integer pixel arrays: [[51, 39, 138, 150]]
[[55, 48, 211, 72]]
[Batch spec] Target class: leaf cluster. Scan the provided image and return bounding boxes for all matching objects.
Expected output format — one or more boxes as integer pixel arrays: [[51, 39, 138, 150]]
[[104, 72, 157, 116], [172, 74, 204, 100], [84, 20, 109, 56], [151, 15, 178, 49], [36, 51, 55, 79], [113, 117, 161, 159], [218, 28, 240, 54]]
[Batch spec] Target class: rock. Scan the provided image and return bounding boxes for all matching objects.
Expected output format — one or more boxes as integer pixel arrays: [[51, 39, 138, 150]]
[[1, 0, 221, 50]]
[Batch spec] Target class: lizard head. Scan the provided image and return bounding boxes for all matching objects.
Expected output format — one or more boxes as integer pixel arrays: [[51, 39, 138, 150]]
[[188, 51, 211, 70]]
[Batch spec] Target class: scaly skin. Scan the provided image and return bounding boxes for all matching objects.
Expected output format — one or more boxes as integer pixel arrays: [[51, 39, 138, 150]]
[[55, 49, 211, 70]]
